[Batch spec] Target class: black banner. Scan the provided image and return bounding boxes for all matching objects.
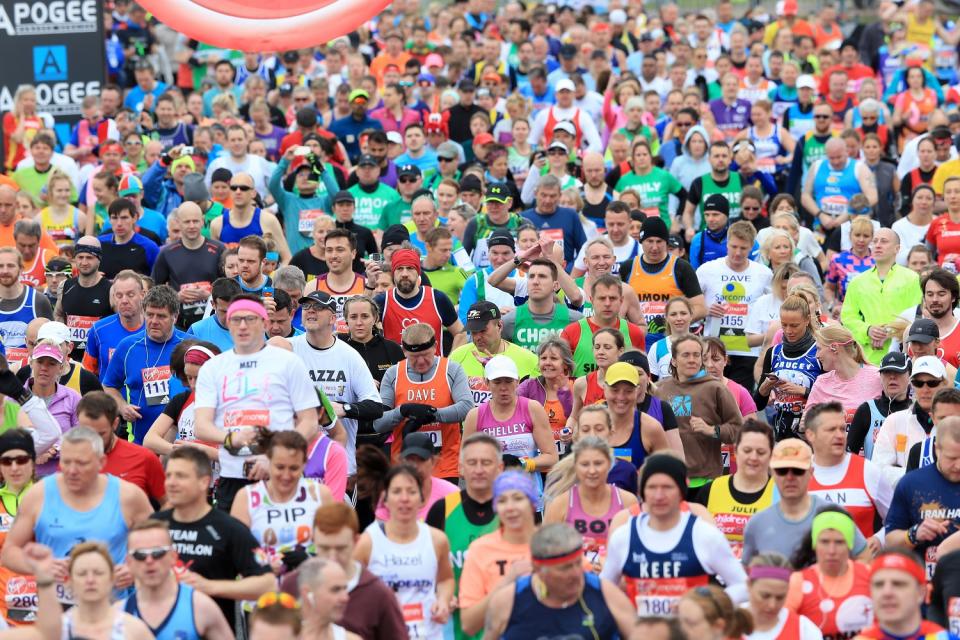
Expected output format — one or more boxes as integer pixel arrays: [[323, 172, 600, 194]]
[[0, 0, 105, 148]]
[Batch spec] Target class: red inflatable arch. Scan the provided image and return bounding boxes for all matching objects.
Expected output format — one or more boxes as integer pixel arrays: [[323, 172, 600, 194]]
[[138, 0, 392, 52]]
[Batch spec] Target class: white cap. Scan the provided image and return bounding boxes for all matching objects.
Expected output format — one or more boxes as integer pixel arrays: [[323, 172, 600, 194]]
[[37, 321, 71, 345], [484, 355, 519, 381], [556, 78, 575, 92], [548, 140, 569, 153], [386, 131, 403, 145], [797, 75, 817, 90], [911, 355, 947, 380], [609, 9, 628, 25], [552, 120, 577, 136]]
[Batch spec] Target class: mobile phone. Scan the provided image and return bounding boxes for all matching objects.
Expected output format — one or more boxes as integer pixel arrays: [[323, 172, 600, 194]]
[[262, 286, 274, 301], [243, 459, 255, 478], [181, 146, 194, 155], [765, 374, 779, 381], [293, 146, 312, 157], [368, 253, 383, 264]]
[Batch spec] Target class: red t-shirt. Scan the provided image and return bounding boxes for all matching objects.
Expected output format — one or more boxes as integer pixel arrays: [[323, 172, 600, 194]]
[[103, 439, 166, 503], [925, 213, 960, 265]]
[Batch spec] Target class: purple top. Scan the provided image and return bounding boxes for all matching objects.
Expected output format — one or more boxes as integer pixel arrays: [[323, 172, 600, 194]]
[[517, 377, 574, 416], [29, 382, 81, 477], [255, 125, 287, 161], [709, 98, 752, 138]]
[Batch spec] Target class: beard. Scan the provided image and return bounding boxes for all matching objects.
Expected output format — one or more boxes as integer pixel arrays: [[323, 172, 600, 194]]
[[396, 278, 416, 295], [928, 305, 951, 320]]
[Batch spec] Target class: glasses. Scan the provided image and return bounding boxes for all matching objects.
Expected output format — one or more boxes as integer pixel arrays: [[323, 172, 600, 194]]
[[294, 97, 311, 103], [439, 156, 456, 162], [774, 467, 807, 477], [742, 205, 761, 211], [130, 546, 171, 561], [230, 185, 253, 192], [256, 592, 299, 610], [302, 302, 333, 312], [228, 315, 262, 326], [124, 140, 143, 146], [911, 378, 941, 388], [675, 121, 693, 127], [547, 149, 567, 156], [398, 176, 419, 183], [814, 114, 832, 120], [0, 455, 32, 467]]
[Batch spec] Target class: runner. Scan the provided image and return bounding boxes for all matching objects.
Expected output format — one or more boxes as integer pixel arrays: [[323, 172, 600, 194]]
[[54, 238, 112, 361], [82, 270, 146, 378]]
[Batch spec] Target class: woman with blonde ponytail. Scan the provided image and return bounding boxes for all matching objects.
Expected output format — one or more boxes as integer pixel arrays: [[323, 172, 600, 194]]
[[543, 436, 637, 570], [756, 294, 823, 441], [803, 325, 882, 431]]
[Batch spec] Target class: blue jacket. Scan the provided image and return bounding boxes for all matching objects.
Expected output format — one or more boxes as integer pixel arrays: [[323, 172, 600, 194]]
[[142, 160, 184, 216]]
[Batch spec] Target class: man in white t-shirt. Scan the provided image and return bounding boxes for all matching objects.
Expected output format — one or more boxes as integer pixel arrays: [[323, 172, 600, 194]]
[[696, 215, 772, 390], [204, 125, 272, 196], [290, 291, 382, 476], [193, 293, 319, 511]]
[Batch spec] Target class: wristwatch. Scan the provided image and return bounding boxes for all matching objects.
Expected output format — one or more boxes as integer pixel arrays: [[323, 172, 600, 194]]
[[343, 403, 353, 416], [907, 523, 920, 546], [513, 256, 522, 266]]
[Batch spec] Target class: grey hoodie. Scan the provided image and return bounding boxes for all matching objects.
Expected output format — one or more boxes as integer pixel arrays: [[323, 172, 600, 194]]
[[671, 124, 711, 190]]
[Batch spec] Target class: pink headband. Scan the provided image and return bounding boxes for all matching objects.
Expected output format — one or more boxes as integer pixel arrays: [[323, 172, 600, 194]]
[[749, 566, 793, 582], [226, 299, 268, 323]]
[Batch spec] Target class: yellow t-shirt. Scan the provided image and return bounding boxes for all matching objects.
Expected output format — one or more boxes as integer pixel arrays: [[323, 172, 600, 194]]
[[932, 157, 960, 195]]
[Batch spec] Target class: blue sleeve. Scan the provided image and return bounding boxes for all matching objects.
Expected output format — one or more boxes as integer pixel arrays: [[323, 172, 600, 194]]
[[569, 211, 587, 269], [78, 182, 89, 206], [143, 238, 159, 270], [458, 275, 479, 325], [320, 166, 340, 201], [759, 172, 777, 198], [434, 290, 459, 327], [142, 160, 167, 210], [102, 338, 130, 390], [69, 125, 80, 147], [267, 158, 290, 203], [86, 325, 102, 376], [786, 139, 804, 197], [884, 476, 915, 533], [689, 234, 703, 269]]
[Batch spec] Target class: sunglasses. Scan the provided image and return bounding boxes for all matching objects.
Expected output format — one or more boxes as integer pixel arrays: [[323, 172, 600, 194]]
[[911, 378, 941, 388], [814, 114, 832, 119], [398, 176, 419, 183], [0, 455, 32, 466], [547, 149, 567, 155], [439, 156, 456, 161], [675, 121, 693, 127], [230, 185, 254, 192], [130, 546, 171, 561], [742, 205, 761, 211], [774, 467, 806, 476], [257, 591, 299, 610]]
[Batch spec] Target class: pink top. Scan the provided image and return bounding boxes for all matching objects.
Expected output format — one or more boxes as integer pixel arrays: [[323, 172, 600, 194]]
[[567, 484, 623, 562], [375, 476, 459, 522], [805, 364, 883, 424], [476, 396, 537, 458], [725, 378, 758, 418]]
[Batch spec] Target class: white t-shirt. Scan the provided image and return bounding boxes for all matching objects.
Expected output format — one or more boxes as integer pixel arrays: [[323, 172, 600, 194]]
[[745, 609, 823, 640], [757, 226, 823, 261], [745, 292, 783, 338], [697, 258, 773, 357], [892, 217, 931, 266], [289, 335, 381, 475], [205, 153, 273, 195], [810, 453, 894, 524], [573, 236, 640, 272], [194, 344, 319, 479]]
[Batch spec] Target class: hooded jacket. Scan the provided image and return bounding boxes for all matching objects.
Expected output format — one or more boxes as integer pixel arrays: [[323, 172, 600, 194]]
[[670, 124, 712, 190], [656, 370, 743, 479]]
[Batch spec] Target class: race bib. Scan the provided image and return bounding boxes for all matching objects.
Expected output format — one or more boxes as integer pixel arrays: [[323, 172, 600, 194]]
[[821, 195, 849, 216], [5, 576, 38, 622], [633, 578, 687, 617], [5, 347, 28, 372], [468, 377, 492, 405], [181, 282, 212, 314], [421, 427, 443, 447], [298, 209, 326, 235], [142, 366, 172, 406], [948, 596, 960, 636], [925, 546, 937, 581], [542, 228, 565, 255], [756, 157, 777, 174], [402, 602, 426, 639], [224, 409, 271, 429], [66, 315, 98, 346]]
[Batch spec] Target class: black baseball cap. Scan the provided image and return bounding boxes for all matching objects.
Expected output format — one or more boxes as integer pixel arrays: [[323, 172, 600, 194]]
[[278, 83, 294, 96], [466, 300, 502, 332], [485, 184, 510, 203], [460, 175, 483, 194], [879, 351, 911, 373], [298, 291, 337, 312], [458, 78, 476, 92], [333, 190, 355, 204], [486, 229, 515, 251], [559, 43, 578, 59], [401, 432, 436, 459], [357, 154, 378, 167], [398, 164, 421, 178], [667, 234, 683, 249], [907, 318, 940, 344]]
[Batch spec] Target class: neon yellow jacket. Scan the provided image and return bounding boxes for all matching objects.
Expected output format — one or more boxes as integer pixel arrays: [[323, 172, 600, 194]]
[[840, 264, 921, 365]]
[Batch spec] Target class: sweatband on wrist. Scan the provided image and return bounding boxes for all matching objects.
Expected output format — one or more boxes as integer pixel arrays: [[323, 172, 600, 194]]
[[748, 566, 793, 582], [871, 553, 926, 585], [812, 511, 856, 550], [226, 299, 269, 323], [523, 457, 536, 473]]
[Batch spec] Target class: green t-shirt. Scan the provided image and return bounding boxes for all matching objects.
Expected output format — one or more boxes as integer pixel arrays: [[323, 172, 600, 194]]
[[423, 264, 468, 307], [378, 197, 413, 229], [615, 166, 683, 227], [14, 167, 77, 207], [348, 183, 401, 231], [0, 401, 20, 435]]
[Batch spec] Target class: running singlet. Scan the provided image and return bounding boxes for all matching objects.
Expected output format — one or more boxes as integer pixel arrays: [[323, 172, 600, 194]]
[[219, 208, 264, 245], [570, 318, 637, 376], [621, 512, 709, 616], [382, 287, 445, 355], [794, 562, 873, 640], [248, 477, 325, 565], [814, 158, 861, 218], [390, 358, 461, 479], [750, 125, 783, 174], [38, 207, 80, 250], [503, 573, 618, 640], [0, 494, 36, 623], [626, 255, 684, 351], [807, 454, 878, 538], [0, 287, 37, 368], [511, 303, 570, 352], [705, 475, 775, 558], [366, 521, 441, 640], [475, 397, 537, 459], [314, 274, 366, 334], [770, 342, 821, 441], [124, 584, 199, 640], [567, 484, 624, 566]]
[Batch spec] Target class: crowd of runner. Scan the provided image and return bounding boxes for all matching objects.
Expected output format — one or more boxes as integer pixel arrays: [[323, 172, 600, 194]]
[[2, 0, 960, 637]]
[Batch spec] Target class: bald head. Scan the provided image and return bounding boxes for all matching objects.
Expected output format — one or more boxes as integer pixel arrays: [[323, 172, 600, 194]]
[[875, 227, 899, 247], [25, 317, 49, 354], [0, 186, 18, 226], [176, 201, 204, 242], [76, 235, 101, 249]]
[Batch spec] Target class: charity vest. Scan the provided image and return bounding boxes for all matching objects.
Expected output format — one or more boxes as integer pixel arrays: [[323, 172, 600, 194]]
[[621, 512, 709, 616], [38, 207, 80, 251], [770, 342, 821, 442], [808, 454, 878, 538], [863, 399, 888, 460], [795, 562, 873, 640], [699, 172, 742, 223], [802, 131, 833, 173], [572, 318, 635, 377], [382, 286, 444, 355], [512, 302, 570, 352], [814, 158, 861, 217], [705, 475, 775, 559], [0, 488, 36, 624], [444, 491, 499, 640], [627, 254, 683, 350], [315, 274, 366, 334], [391, 358, 461, 478], [19, 249, 55, 290], [544, 107, 583, 149]]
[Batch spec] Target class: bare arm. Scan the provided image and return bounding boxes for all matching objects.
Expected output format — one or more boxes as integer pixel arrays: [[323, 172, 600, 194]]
[[143, 414, 177, 456], [121, 482, 154, 527], [192, 407, 227, 444], [262, 212, 292, 264], [687, 294, 707, 322], [622, 285, 642, 324], [184, 572, 276, 601], [229, 487, 251, 527], [462, 408, 478, 440], [602, 578, 640, 637], [1, 483, 42, 575], [481, 582, 515, 640], [528, 401, 559, 470], [194, 590, 236, 640], [858, 162, 879, 206], [801, 164, 820, 216], [542, 490, 569, 524], [486, 257, 518, 293]]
